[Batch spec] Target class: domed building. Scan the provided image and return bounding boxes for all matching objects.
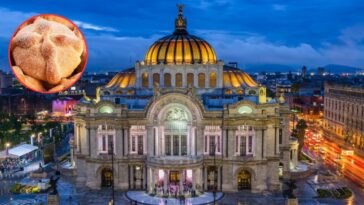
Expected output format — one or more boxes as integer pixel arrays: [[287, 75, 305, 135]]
[[73, 5, 292, 195]]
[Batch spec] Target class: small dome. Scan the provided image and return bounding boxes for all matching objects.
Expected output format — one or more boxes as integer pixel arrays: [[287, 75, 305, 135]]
[[144, 5, 216, 65], [105, 68, 135, 89], [223, 66, 258, 88]]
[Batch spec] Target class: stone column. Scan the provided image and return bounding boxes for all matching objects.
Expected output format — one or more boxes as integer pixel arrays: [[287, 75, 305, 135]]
[[192, 169, 196, 189], [172, 72, 176, 87], [89, 126, 97, 158], [115, 126, 123, 157], [187, 125, 191, 155], [191, 126, 195, 156], [154, 127, 159, 155], [148, 71, 153, 89], [255, 128, 262, 160], [160, 72, 164, 87], [147, 126, 153, 156], [179, 170, 183, 194], [206, 71, 210, 88], [164, 170, 168, 192], [123, 128, 129, 155], [148, 167, 152, 192], [130, 166, 134, 189], [194, 71, 198, 87], [203, 166, 207, 191]]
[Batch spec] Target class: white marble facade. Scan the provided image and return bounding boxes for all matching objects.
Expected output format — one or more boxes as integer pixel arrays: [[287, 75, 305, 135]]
[[74, 93, 291, 193]]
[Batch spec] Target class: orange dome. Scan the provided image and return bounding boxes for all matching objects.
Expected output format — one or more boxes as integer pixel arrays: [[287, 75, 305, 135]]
[[144, 5, 216, 65]]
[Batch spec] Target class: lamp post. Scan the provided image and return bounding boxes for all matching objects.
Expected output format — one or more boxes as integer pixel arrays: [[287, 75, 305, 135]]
[[108, 139, 115, 205], [213, 142, 217, 205], [5, 143, 10, 156], [30, 134, 35, 146]]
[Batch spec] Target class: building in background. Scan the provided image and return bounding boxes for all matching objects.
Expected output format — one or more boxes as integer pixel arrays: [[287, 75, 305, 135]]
[[276, 80, 292, 97], [73, 6, 292, 194], [0, 70, 13, 94], [52, 97, 78, 117], [323, 83, 364, 149]]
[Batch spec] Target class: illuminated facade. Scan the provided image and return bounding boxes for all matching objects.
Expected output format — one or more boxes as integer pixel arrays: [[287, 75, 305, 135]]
[[323, 83, 364, 148], [73, 6, 291, 194]]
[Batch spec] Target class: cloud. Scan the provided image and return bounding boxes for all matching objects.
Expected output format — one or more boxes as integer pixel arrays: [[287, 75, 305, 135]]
[[0, 7, 37, 38], [200, 28, 364, 68], [73, 20, 118, 32], [84, 34, 160, 71]]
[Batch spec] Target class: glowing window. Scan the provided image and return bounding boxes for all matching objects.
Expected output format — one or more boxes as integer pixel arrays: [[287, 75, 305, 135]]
[[176, 73, 183, 87], [141, 72, 148, 88], [153, 73, 160, 86], [198, 73, 205, 88], [238, 106, 253, 114], [99, 105, 113, 114], [164, 73, 171, 87], [209, 72, 217, 88]]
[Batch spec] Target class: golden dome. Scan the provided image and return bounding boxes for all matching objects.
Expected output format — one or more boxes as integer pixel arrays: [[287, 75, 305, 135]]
[[223, 66, 258, 88], [144, 5, 216, 65], [105, 68, 136, 89]]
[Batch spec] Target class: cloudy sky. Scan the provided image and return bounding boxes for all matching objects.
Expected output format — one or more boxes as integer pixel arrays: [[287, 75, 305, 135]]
[[1, 0, 364, 72]]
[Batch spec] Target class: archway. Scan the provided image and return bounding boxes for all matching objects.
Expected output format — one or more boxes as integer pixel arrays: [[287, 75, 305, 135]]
[[237, 170, 251, 190], [101, 168, 113, 187]]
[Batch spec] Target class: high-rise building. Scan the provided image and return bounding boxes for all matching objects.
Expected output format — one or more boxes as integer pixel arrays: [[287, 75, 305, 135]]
[[323, 83, 364, 149]]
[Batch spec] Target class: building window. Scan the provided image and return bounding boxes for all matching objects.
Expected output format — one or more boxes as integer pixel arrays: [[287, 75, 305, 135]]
[[209, 136, 216, 156], [165, 135, 171, 156], [279, 128, 283, 144], [131, 136, 136, 152], [198, 73, 205, 88], [176, 73, 183, 87], [248, 135, 253, 153], [153, 73, 160, 86], [173, 135, 179, 156], [137, 135, 143, 155], [204, 126, 221, 155], [181, 135, 187, 155], [102, 135, 107, 151], [164, 73, 171, 87], [97, 125, 115, 154], [187, 73, 194, 87], [240, 136, 246, 156], [235, 125, 255, 156], [142, 72, 148, 88], [209, 72, 217, 88], [115, 98, 120, 104]]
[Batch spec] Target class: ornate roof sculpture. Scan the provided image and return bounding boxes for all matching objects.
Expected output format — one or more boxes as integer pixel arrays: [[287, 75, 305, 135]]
[[144, 5, 216, 65]]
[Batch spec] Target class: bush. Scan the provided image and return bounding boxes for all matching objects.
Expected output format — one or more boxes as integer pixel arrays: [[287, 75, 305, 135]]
[[317, 189, 331, 198], [10, 183, 23, 194]]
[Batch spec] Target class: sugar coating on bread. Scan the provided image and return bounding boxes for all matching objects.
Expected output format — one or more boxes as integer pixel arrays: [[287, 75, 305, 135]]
[[11, 16, 84, 87]]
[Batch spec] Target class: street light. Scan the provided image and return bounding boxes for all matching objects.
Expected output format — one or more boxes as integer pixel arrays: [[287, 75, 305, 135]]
[[30, 134, 35, 146], [108, 139, 115, 205], [5, 143, 10, 156], [213, 142, 217, 205]]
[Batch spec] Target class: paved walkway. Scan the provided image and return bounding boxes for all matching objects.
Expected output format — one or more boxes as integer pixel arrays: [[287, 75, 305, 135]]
[[126, 191, 224, 205]]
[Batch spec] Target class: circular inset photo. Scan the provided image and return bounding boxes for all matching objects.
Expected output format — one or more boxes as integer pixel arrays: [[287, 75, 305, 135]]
[[8, 14, 88, 93]]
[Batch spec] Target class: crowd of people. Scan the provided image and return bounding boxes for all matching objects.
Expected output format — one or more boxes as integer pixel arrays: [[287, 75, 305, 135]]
[[0, 157, 28, 174]]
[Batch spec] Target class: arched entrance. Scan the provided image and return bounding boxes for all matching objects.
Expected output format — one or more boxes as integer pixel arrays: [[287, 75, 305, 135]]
[[101, 168, 113, 187], [237, 170, 251, 190]]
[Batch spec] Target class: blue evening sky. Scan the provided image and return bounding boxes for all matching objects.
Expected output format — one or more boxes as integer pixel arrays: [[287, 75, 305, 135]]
[[1, 0, 364, 72]]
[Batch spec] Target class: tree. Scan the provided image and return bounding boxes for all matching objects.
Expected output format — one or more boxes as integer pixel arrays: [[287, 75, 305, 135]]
[[293, 119, 307, 156]]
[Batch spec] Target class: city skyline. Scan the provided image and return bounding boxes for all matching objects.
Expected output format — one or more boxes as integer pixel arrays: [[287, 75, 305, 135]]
[[0, 0, 364, 72]]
